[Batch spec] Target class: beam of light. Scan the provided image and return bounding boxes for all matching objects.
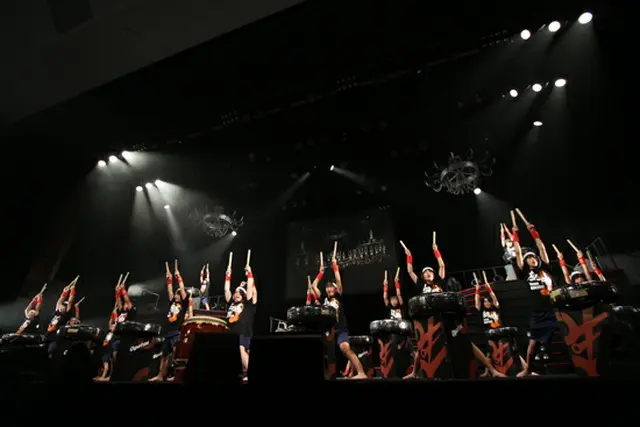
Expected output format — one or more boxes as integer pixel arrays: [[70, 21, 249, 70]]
[[131, 181, 155, 239], [148, 183, 187, 252], [145, 182, 153, 189], [331, 167, 370, 188], [97, 160, 107, 168], [473, 190, 513, 256], [109, 155, 117, 162], [330, 165, 335, 171], [578, 12, 592, 25], [136, 185, 143, 192]]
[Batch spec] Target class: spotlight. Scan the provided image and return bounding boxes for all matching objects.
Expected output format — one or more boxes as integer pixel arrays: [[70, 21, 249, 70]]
[[155, 179, 161, 185], [109, 155, 117, 162], [97, 160, 107, 167], [578, 12, 593, 24], [533, 121, 543, 127], [548, 21, 561, 32], [532, 83, 542, 92], [520, 29, 531, 40], [554, 78, 567, 87], [509, 89, 518, 98], [136, 186, 143, 192], [473, 188, 482, 195], [232, 231, 237, 237], [330, 165, 335, 171], [145, 182, 153, 189], [164, 204, 170, 209]]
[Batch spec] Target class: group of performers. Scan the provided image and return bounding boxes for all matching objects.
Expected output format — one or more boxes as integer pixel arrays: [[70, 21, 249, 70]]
[[10, 207, 608, 381]]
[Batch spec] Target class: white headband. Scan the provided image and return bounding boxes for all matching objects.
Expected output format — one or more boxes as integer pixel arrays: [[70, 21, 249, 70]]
[[422, 267, 434, 273], [235, 287, 247, 295], [570, 271, 584, 279], [523, 252, 537, 260]]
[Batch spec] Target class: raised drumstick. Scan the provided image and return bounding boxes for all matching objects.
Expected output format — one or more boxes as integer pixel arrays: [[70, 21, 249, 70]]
[[432, 231, 436, 245], [399, 240, 408, 251], [307, 275, 312, 287], [510, 210, 517, 227], [515, 208, 529, 225], [332, 241, 338, 259], [116, 274, 123, 287], [472, 272, 479, 284], [320, 251, 324, 267], [246, 249, 251, 267], [395, 267, 400, 281], [567, 239, 579, 253], [482, 270, 489, 285], [228, 252, 233, 269], [75, 297, 86, 306], [384, 270, 388, 281], [122, 272, 130, 285], [552, 244, 561, 256], [70, 275, 80, 286]]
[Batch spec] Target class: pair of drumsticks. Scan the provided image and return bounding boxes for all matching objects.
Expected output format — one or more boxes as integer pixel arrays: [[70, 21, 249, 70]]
[[398, 231, 437, 253], [317, 241, 339, 267], [472, 271, 491, 287], [225, 249, 252, 271], [383, 268, 401, 282]]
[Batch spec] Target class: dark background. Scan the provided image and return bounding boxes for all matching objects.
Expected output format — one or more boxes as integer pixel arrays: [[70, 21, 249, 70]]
[[0, 1, 636, 339]]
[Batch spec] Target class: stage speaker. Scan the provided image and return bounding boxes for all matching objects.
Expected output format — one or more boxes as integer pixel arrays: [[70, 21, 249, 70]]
[[183, 333, 242, 385], [248, 334, 325, 384]]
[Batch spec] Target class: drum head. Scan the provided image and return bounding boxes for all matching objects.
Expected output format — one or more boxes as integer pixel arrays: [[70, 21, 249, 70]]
[[116, 321, 162, 338], [408, 292, 467, 318], [286, 305, 337, 331], [349, 335, 374, 346], [0, 333, 44, 346], [183, 316, 228, 329], [369, 319, 413, 337], [485, 327, 519, 340]]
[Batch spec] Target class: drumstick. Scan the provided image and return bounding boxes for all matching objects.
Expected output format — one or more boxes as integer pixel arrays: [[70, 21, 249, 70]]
[[122, 272, 130, 285], [395, 267, 400, 281], [174, 259, 178, 271], [246, 249, 251, 267], [515, 208, 529, 225], [116, 274, 123, 287], [228, 252, 233, 269], [307, 276, 312, 287], [510, 210, 517, 227], [472, 272, 479, 284], [75, 297, 86, 306], [399, 240, 408, 251], [320, 251, 324, 267], [432, 231, 436, 245], [70, 275, 79, 286], [332, 241, 338, 259], [551, 244, 561, 256], [384, 270, 388, 281], [586, 250, 595, 263], [482, 270, 489, 285], [566, 239, 579, 253]]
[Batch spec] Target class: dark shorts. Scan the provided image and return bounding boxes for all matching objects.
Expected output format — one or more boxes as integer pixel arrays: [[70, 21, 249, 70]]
[[101, 339, 121, 363], [239, 335, 252, 350], [529, 311, 557, 343], [162, 330, 181, 356], [200, 297, 209, 307], [335, 328, 350, 346]]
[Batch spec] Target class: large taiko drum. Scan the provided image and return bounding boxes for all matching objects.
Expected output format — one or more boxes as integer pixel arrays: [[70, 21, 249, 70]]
[[174, 314, 228, 382]]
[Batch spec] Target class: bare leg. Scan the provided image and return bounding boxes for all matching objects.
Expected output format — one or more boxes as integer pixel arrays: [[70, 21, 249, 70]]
[[204, 303, 211, 310], [472, 343, 505, 377], [339, 342, 367, 379], [149, 355, 168, 382], [239, 345, 250, 372], [517, 339, 536, 377]]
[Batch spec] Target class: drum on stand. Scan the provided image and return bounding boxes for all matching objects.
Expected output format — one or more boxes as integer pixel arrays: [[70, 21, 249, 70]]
[[370, 319, 413, 378], [54, 324, 105, 381], [174, 314, 228, 383], [0, 333, 47, 383], [111, 321, 163, 382]]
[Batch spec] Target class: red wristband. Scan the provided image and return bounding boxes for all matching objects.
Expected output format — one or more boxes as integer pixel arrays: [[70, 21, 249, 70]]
[[316, 272, 324, 281], [62, 290, 69, 298], [246, 272, 254, 279], [37, 295, 43, 304], [578, 257, 586, 265], [394, 281, 400, 291], [332, 263, 338, 272], [433, 249, 442, 259], [121, 289, 128, 296], [383, 284, 388, 293], [70, 289, 76, 297], [177, 275, 183, 284], [225, 274, 231, 281], [529, 229, 540, 239], [559, 258, 566, 267], [75, 306, 79, 313], [166, 276, 173, 286], [511, 232, 520, 243], [115, 290, 122, 299], [594, 268, 602, 276], [189, 299, 193, 307], [306, 294, 312, 304], [406, 255, 413, 264]]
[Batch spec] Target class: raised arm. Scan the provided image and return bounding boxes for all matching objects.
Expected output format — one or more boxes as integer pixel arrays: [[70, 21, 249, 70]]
[[394, 268, 403, 306], [483, 272, 499, 308], [175, 260, 187, 300], [433, 243, 445, 279], [383, 275, 389, 307], [186, 293, 194, 320], [587, 251, 606, 281], [527, 223, 549, 265], [404, 246, 418, 284], [332, 257, 343, 294], [474, 282, 482, 311], [310, 265, 324, 299], [575, 249, 593, 281], [306, 276, 313, 306], [67, 281, 76, 307], [512, 225, 524, 270], [74, 297, 85, 322], [224, 268, 232, 303], [245, 265, 257, 304], [500, 223, 507, 248], [556, 248, 571, 285], [165, 262, 174, 301]]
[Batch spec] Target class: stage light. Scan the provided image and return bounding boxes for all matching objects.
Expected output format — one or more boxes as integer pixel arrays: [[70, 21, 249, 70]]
[[533, 121, 543, 127], [554, 78, 567, 87], [532, 83, 542, 92], [232, 231, 237, 237], [473, 188, 482, 195], [548, 21, 561, 32], [578, 12, 592, 24], [97, 160, 107, 167], [145, 182, 153, 189], [122, 150, 130, 156], [109, 155, 117, 162], [509, 89, 518, 98], [155, 179, 162, 185], [330, 165, 335, 171], [136, 186, 143, 192], [164, 204, 169, 209], [520, 29, 531, 40]]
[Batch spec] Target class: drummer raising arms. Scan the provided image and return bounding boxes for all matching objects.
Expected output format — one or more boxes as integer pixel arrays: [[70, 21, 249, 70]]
[[16, 284, 46, 334], [310, 250, 368, 379], [46, 277, 78, 335], [224, 253, 258, 378], [510, 209, 556, 377], [200, 263, 211, 310], [150, 260, 191, 382], [383, 268, 404, 319], [402, 235, 446, 293], [554, 242, 592, 287]]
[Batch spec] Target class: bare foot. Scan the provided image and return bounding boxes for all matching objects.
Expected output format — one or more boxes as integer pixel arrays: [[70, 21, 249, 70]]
[[516, 370, 529, 377], [479, 370, 489, 378], [530, 372, 539, 376], [350, 373, 367, 380], [93, 376, 109, 382], [491, 369, 506, 378], [403, 372, 416, 379], [148, 376, 163, 382]]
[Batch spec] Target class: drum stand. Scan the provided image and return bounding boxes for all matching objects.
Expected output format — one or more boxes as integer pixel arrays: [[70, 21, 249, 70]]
[[376, 334, 412, 378]]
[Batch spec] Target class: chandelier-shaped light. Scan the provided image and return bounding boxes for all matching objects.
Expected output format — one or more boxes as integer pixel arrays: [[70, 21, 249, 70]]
[[189, 205, 244, 239], [424, 149, 495, 195]]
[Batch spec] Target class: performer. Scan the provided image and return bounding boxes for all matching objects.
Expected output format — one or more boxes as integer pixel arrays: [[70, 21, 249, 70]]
[[224, 262, 258, 379], [511, 210, 556, 377], [310, 257, 368, 379], [46, 278, 77, 335], [16, 284, 46, 334], [474, 277, 501, 329], [555, 244, 592, 286], [305, 275, 321, 306], [67, 297, 85, 326], [500, 223, 518, 280], [383, 268, 404, 319], [587, 250, 607, 281], [150, 260, 190, 382], [403, 239, 446, 293], [200, 263, 211, 310]]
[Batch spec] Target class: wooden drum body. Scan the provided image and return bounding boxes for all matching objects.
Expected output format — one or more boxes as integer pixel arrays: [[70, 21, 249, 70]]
[[174, 315, 228, 382]]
